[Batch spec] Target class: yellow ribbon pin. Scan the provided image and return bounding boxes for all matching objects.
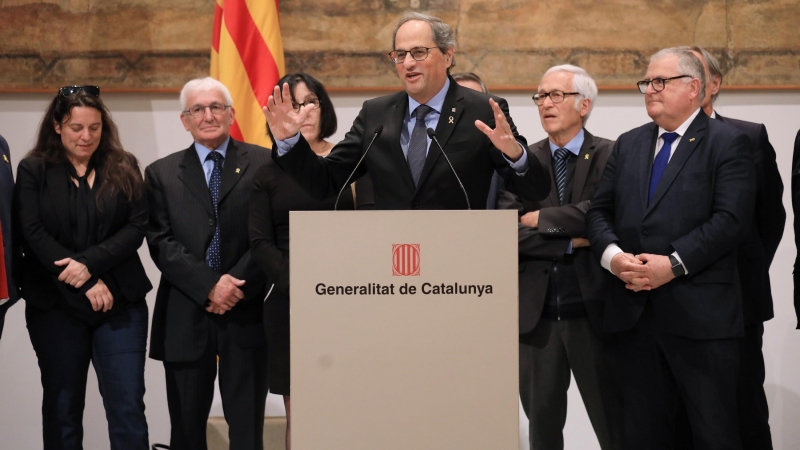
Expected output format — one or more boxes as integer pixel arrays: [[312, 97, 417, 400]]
[[584, 154, 589, 160], [2, 155, 8, 163], [235, 168, 241, 174], [689, 138, 695, 142]]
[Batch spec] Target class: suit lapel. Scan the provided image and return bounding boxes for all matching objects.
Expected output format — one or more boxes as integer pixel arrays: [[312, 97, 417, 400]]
[[178, 144, 214, 216], [417, 79, 463, 190], [94, 170, 117, 240], [45, 163, 74, 246], [535, 141, 560, 207], [386, 94, 416, 194], [645, 113, 708, 214], [218, 139, 249, 204], [638, 124, 660, 212], [572, 129, 595, 202]]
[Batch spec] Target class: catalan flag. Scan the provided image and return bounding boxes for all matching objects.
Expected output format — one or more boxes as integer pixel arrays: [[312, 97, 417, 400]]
[[211, 0, 285, 148]]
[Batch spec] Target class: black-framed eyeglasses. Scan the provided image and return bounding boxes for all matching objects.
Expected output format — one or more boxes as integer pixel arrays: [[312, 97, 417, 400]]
[[292, 98, 320, 112], [182, 103, 231, 117], [388, 47, 438, 64], [636, 75, 692, 94], [532, 90, 580, 105], [59, 85, 100, 97]]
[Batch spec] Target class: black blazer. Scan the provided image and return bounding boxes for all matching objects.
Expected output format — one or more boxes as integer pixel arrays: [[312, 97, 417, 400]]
[[273, 77, 550, 210], [792, 129, 800, 328], [0, 135, 20, 308], [14, 156, 152, 321], [499, 130, 613, 335], [716, 113, 785, 325], [146, 138, 269, 362], [586, 111, 757, 340]]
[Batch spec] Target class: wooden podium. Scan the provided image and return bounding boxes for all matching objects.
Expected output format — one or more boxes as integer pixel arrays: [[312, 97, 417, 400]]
[[289, 210, 518, 449]]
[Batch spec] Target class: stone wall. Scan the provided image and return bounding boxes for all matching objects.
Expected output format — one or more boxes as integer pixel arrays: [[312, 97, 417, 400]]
[[1, 0, 797, 91]]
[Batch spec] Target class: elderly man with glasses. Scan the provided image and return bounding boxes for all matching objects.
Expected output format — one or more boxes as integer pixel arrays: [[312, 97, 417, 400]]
[[498, 65, 622, 450], [145, 77, 270, 450], [586, 47, 756, 450], [263, 12, 550, 210]]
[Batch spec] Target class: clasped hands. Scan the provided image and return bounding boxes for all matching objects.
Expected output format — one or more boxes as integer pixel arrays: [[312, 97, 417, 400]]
[[262, 84, 523, 162], [206, 274, 246, 315], [55, 257, 113, 312], [611, 252, 675, 291]]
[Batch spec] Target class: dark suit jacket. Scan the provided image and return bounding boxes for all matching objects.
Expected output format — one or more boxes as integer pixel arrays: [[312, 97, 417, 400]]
[[273, 77, 550, 210], [586, 110, 756, 340], [792, 129, 800, 327], [146, 138, 269, 362], [499, 130, 613, 335], [14, 156, 152, 323], [716, 113, 785, 326], [0, 135, 19, 321]]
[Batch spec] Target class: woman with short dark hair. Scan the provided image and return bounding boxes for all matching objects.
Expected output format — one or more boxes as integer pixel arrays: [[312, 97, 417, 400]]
[[15, 85, 151, 449], [250, 73, 351, 449]]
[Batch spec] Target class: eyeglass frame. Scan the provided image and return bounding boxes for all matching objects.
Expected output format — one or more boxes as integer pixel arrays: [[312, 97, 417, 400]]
[[532, 90, 581, 106], [182, 103, 232, 118], [291, 98, 321, 112], [387, 47, 439, 64], [59, 85, 100, 97], [636, 75, 693, 94]]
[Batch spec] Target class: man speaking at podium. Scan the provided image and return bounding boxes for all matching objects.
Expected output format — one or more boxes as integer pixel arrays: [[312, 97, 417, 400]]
[[263, 12, 550, 209]]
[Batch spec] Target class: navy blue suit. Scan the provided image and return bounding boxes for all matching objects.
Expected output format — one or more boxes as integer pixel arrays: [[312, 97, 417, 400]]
[[0, 134, 18, 338], [586, 110, 756, 449]]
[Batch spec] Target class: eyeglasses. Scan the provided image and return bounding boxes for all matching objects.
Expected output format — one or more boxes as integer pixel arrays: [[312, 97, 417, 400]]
[[636, 75, 692, 94], [182, 103, 231, 117], [59, 85, 100, 97], [532, 90, 580, 105], [388, 47, 438, 64], [292, 98, 320, 112]]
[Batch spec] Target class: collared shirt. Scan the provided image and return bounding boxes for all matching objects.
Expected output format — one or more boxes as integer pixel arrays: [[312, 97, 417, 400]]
[[549, 128, 584, 158], [600, 108, 702, 275], [653, 107, 701, 164], [276, 78, 529, 172], [549, 128, 584, 255], [194, 137, 230, 186]]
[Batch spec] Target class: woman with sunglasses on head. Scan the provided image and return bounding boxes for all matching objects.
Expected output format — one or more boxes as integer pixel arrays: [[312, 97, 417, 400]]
[[250, 73, 354, 449], [14, 86, 151, 449]]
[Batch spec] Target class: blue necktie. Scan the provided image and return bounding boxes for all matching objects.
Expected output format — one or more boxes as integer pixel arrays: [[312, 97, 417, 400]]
[[553, 148, 570, 206], [407, 105, 432, 187], [207, 151, 223, 272], [648, 132, 678, 204]]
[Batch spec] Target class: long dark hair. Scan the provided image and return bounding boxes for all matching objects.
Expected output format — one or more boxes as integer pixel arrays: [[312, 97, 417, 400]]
[[28, 91, 143, 202], [277, 72, 337, 139]]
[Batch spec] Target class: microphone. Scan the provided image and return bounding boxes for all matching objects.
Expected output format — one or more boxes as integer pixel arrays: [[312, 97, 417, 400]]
[[426, 128, 471, 210], [335, 125, 384, 211]]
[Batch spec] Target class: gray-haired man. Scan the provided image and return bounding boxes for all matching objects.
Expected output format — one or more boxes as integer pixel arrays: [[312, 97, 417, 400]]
[[499, 65, 621, 450]]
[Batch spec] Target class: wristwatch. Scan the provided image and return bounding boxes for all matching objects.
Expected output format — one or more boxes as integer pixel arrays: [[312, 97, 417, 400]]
[[669, 254, 686, 277]]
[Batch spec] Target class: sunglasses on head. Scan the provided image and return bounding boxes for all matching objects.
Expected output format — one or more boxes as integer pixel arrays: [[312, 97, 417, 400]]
[[58, 85, 100, 97]]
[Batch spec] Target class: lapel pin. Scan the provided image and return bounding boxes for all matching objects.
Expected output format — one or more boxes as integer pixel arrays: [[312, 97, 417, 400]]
[[2, 155, 8, 163], [584, 154, 589, 160], [452, 108, 456, 112], [448, 116, 454, 124], [689, 137, 696, 142], [235, 168, 241, 174]]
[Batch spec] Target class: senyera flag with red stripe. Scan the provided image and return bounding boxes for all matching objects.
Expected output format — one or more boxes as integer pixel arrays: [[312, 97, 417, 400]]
[[211, 0, 285, 149]]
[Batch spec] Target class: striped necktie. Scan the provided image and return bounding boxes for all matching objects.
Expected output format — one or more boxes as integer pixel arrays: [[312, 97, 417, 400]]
[[553, 148, 570, 206]]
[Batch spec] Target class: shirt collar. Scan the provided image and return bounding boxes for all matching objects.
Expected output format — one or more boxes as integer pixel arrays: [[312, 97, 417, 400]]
[[408, 77, 450, 118], [194, 136, 231, 162], [658, 107, 701, 138], [549, 128, 585, 157]]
